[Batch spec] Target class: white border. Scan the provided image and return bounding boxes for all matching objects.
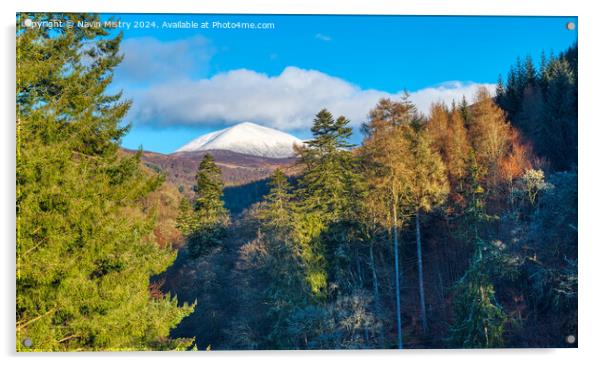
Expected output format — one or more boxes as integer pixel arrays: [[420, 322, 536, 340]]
[[3, 1, 601, 365]]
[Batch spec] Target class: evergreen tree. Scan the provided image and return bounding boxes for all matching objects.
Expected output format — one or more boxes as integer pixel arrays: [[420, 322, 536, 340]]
[[175, 197, 195, 237], [258, 169, 308, 347], [257, 169, 294, 230], [294, 109, 358, 298], [496, 45, 577, 172], [297, 109, 355, 219], [540, 58, 577, 170], [194, 154, 226, 215], [459, 95, 473, 131], [227, 169, 309, 349], [448, 240, 508, 348], [448, 152, 507, 348], [16, 13, 193, 351], [186, 154, 229, 258]]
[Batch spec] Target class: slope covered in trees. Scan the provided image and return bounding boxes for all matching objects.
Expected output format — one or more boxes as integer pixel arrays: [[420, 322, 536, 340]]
[[496, 45, 577, 171], [162, 58, 577, 348]]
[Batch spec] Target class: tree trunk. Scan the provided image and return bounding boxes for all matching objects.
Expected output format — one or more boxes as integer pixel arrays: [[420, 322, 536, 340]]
[[392, 199, 403, 349], [369, 241, 385, 347], [416, 210, 428, 333]]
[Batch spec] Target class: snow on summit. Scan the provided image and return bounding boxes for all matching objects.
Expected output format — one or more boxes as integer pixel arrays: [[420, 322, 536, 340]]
[[174, 122, 303, 158]]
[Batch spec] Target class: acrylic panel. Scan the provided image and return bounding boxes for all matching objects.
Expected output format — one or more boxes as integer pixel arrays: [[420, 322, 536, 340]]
[[16, 13, 578, 351]]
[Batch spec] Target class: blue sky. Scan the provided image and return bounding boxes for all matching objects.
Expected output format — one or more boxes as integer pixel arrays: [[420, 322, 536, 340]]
[[106, 14, 577, 153]]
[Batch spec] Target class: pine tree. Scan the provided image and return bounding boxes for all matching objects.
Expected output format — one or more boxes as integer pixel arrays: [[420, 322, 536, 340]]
[[16, 13, 193, 351], [175, 197, 195, 236], [194, 154, 225, 213], [496, 45, 577, 172], [448, 240, 507, 348], [257, 169, 308, 347], [294, 109, 358, 298], [459, 95, 472, 130], [541, 58, 577, 170], [186, 154, 229, 258], [448, 152, 507, 348], [257, 169, 294, 232], [297, 109, 355, 219]]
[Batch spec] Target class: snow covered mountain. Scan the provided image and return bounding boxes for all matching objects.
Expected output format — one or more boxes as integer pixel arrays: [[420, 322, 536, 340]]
[[174, 122, 303, 158]]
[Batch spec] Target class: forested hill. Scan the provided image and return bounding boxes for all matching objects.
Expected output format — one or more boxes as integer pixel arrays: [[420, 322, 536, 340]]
[[122, 148, 298, 215], [161, 46, 577, 349]]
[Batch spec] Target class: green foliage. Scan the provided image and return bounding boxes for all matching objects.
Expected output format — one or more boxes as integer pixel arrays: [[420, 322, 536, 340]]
[[497, 44, 578, 171], [257, 169, 293, 231], [448, 152, 512, 348], [194, 154, 226, 215], [16, 13, 193, 351], [294, 109, 360, 298], [226, 170, 308, 349], [179, 154, 229, 258], [448, 240, 508, 348], [297, 109, 357, 220]]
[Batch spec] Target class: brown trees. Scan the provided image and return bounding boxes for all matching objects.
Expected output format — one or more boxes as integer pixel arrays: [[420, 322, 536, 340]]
[[400, 120, 449, 333], [361, 96, 448, 340], [361, 97, 416, 349]]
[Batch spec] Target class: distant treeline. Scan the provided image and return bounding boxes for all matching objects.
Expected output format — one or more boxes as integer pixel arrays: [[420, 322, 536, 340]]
[[496, 44, 577, 171]]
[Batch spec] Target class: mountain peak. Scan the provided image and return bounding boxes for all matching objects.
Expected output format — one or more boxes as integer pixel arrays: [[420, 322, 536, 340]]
[[174, 122, 303, 158]]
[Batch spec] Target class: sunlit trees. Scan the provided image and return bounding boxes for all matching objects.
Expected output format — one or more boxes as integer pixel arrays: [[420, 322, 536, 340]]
[[16, 13, 193, 351], [496, 45, 578, 171], [400, 120, 449, 333], [294, 109, 357, 298], [469, 88, 513, 188], [361, 96, 419, 348]]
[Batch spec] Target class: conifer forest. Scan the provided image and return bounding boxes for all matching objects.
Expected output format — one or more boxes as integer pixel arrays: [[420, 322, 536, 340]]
[[16, 14, 577, 351]]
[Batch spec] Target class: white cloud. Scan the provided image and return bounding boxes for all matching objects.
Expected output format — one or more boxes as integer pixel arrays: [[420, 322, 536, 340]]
[[315, 33, 332, 42], [128, 66, 495, 131], [116, 36, 213, 83]]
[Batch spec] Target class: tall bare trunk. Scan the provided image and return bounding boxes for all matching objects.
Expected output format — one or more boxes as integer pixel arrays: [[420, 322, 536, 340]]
[[392, 198, 403, 349], [369, 241, 385, 347], [416, 210, 428, 333]]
